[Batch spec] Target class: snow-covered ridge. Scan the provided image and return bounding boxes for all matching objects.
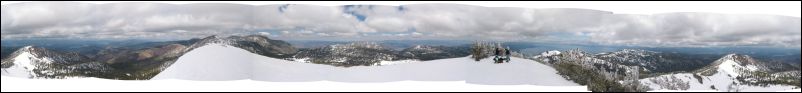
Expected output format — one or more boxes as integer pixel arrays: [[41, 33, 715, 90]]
[[328, 42, 385, 50], [639, 53, 798, 92], [2, 46, 112, 79], [407, 45, 444, 53], [639, 71, 798, 92], [697, 54, 766, 77], [1, 46, 62, 78], [596, 49, 659, 60], [151, 44, 252, 80], [716, 58, 756, 77], [2, 46, 45, 78], [186, 35, 235, 51], [717, 54, 761, 72], [185, 35, 298, 58], [292, 42, 469, 67], [153, 44, 581, 87]]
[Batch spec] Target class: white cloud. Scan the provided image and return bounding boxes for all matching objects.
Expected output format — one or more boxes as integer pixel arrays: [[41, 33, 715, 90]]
[[1, 2, 257, 40]]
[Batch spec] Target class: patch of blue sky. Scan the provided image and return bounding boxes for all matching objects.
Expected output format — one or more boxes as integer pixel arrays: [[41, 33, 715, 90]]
[[397, 5, 406, 12], [278, 4, 291, 13], [343, 5, 369, 22]]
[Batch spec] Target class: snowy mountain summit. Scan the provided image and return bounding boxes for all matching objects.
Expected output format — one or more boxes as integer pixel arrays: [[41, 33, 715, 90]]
[[188, 35, 298, 58], [1, 46, 52, 78], [639, 53, 799, 92], [1, 46, 105, 79], [697, 54, 766, 77]]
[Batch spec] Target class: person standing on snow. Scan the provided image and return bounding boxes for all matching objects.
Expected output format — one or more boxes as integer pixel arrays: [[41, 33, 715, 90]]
[[505, 48, 511, 63], [494, 47, 500, 61]]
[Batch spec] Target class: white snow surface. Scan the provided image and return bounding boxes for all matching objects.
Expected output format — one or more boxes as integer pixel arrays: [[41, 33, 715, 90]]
[[647, 89, 719, 92], [1, 46, 51, 78], [377, 59, 419, 66], [639, 58, 799, 92], [151, 44, 253, 80], [1, 51, 36, 78], [1, 75, 588, 92], [153, 44, 580, 86], [4, 44, 799, 92]]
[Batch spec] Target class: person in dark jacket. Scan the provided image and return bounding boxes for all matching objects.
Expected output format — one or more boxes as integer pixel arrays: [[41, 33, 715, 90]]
[[494, 48, 500, 56], [493, 48, 500, 62], [505, 48, 511, 63]]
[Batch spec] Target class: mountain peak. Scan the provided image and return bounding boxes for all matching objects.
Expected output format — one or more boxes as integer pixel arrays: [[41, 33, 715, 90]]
[[203, 35, 220, 39], [241, 35, 273, 43], [720, 53, 739, 60], [413, 45, 423, 49], [12, 46, 46, 56], [21, 46, 34, 50], [2, 45, 89, 78], [14, 46, 37, 52], [697, 53, 765, 76], [719, 53, 760, 66], [187, 35, 297, 58], [190, 35, 234, 48]]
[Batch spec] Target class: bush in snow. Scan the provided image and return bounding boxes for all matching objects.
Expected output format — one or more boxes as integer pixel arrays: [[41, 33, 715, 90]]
[[648, 75, 690, 90]]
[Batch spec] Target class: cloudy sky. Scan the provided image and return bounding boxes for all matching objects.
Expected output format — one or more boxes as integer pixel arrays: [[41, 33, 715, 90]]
[[1, 1, 800, 48]]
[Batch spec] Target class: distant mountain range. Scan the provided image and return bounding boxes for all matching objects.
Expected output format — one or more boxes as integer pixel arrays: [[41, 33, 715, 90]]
[[527, 48, 800, 91], [0, 35, 799, 92], [1, 35, 298, 79], [292, 42, 470, 67], [0, 35, 472, 79], [640, 54, 800, 91]]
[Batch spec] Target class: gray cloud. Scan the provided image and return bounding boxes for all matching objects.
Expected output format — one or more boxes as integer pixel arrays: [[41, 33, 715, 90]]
[[588, 13, 801, 47], [1, 2, 799, 47], [1, 2, 255, 40]]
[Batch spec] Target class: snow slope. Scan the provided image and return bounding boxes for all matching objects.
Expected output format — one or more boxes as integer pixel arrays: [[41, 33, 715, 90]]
[[640, 73, 798, 92], [1, 75, 588, 92], [154, 44, 580, 86], [1, 47, 37, 78], [151, 44, 253, 80], [1, 46, 50, 78], [639, 55, 799, 92]]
